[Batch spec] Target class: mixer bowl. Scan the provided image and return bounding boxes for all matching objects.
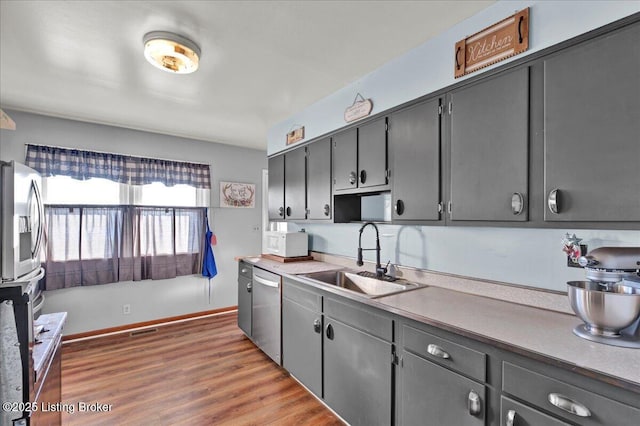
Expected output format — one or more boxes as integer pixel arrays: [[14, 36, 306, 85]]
[[567, 281, 640, 337]]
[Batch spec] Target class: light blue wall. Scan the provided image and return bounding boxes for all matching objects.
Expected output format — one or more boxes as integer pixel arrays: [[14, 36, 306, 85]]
[[268, 1, 640, 154], [289, 223, 640, 292], [0, 110, 267, 334]]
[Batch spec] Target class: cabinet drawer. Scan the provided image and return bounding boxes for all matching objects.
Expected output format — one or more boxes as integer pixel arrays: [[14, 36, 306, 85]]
[[324, 297, 392, 341], [238, 261, 253, 279], [283, 278, 322, 311], [402, 324, 486, 382], [501, 396, 569, 426], [503, 362, 640, 426]]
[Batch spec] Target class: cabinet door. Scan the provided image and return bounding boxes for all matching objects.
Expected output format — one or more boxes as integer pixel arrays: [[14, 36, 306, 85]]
[[268, 155, 285, 220], [390, 99, 441, 221], [324, 317, 392, 426], [543, 23, 640, 221], [333, 128, 358, 191], [358, 117, 388, 188], [237, 276, 252, 337], [284, 147, 307, 220], [282, 297, 322, 396], [450, 67, 529, 221], [307, 138, 332, 220], [399, 351, 486, 426]]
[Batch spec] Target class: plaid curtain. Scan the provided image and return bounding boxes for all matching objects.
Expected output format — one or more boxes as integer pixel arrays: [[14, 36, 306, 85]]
[[26, 144, 211, 189]]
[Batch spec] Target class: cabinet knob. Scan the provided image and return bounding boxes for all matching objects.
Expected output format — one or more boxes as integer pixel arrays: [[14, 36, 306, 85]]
[[278, 206, 284, 217], [395, 199, 405, 216], [323, 204, 330, 216], [360, 170, 367, 184], [427, 343, 450, 359], [325, 323, 334, 340], [548, 189, 560, 214], [511, 192, 524, 215], [548, 393, 591, 417], [506, 409, 516, 426], [313, 318, 322, 333], [286, 206, 292, 217], [467, 390, 481, 416], [348, 171, 357, 185], [246, 283, 252, 293]]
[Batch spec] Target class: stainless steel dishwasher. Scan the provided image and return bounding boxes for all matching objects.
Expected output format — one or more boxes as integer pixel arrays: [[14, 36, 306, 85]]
[[252, 267, 281, 364]]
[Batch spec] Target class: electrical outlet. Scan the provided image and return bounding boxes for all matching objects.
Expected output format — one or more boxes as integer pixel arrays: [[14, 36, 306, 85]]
[[123, 304, 131, 315]]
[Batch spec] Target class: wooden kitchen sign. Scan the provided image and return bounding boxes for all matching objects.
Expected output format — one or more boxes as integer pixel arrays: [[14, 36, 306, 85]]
[[344, 93, 373, 123], [454, 8, 529, 78], [286, 126, 305, 145]]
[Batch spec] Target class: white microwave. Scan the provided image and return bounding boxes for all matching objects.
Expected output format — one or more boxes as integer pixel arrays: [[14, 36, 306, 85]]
[[265, 231, 308, 258]]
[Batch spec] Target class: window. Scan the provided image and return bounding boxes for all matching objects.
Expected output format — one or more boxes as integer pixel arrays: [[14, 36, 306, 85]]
[[26, 144, 212, 290]]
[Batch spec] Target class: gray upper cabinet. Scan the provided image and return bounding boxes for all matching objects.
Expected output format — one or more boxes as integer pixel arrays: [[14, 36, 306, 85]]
[[390, 99, 441, 221], [333, 118, 388, 193], [358, 117, 388, 189], [307, 138, 332, 220], [543, 23, 640, 222], [268, 155, 285, 220], [284, 147, 307, 220], [332, 128, 358, 191], [450, 67, 529, 221]]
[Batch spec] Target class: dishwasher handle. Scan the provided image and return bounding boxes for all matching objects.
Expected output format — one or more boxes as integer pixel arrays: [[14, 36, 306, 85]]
[[253, 275, 280, 288]]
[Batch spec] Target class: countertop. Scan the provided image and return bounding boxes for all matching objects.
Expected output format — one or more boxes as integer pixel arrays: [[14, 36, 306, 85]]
[[33, 312, 66, 379], [238, 255, 640, 392]]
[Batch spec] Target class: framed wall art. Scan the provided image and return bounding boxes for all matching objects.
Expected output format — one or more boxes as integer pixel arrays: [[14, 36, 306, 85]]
[[220, 181, 255, 208]]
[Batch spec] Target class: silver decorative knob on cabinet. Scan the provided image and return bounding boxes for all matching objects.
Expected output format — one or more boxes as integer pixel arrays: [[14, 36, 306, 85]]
[[348, 171, 357, 185], [313, 318, 322, 333], [467, 390, 481, 416], [427, 344, 450, 359], [323, 204, 330, 216], [506, 409, 516, 426], [511, 192, 524, 215], [548, 189, 560, 214]]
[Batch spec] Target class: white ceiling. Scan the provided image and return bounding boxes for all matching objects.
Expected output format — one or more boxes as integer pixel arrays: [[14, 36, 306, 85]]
[[0, 0, 494, 151]]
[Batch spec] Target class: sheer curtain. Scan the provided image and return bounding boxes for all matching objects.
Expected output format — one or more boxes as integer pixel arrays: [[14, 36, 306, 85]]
[[42, 207, 205, 290]]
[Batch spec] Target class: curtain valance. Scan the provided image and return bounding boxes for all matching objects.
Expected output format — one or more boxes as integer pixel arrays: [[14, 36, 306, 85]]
[[26, 144, 211, 189]]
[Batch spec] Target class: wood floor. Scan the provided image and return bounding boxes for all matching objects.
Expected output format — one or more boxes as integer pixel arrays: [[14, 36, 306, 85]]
[[61, 312, 343, 425]]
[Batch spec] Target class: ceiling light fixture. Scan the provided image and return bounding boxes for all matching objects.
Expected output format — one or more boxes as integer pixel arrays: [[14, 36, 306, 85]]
[[143, 31, 200, 74]]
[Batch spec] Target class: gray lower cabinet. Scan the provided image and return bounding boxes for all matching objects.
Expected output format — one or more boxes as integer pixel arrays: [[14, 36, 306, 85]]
[[237, 261, 253, 337], [449, 67, 529, 221], [268, 155, 285, 220], [307, 137, 332, 220], [399, 350, 486, 426], [324, 317, 392, 426], [282, 279, 323, 397], [543, 22, 640, 222], [284, 147, 307, 220], [389, 98, 442, 221]]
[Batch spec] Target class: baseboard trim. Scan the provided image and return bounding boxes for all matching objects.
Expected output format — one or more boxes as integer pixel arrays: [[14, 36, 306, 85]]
[[62, 306, 237, 343]]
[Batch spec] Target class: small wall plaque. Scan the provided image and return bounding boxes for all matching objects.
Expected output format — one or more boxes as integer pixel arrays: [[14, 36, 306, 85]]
[[454, 8, 529, 78], [220, 181, 255, 208], [286, 126, 305, 145], [344, 93, 373, 123]]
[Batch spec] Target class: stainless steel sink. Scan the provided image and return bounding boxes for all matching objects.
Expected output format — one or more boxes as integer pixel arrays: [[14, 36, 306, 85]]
[[300, 270, 422, 297]]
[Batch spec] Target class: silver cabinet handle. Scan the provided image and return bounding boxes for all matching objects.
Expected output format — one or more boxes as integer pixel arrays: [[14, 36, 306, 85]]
[[313, 318, 322, 333], [241, 268, 248, 274], [278, 206, 284, 217], [427, 344, 450, 359], [253, 275, 279, 288], [511, 192, 524, 215], [246, 282, 252, 293], [468, 390, 481, 416], [548, 189, 560, 214], [548, 393, 591, 417], [323, 204, 330, 216], [348, 171, 357, 185], [506, 409, 516, 426]]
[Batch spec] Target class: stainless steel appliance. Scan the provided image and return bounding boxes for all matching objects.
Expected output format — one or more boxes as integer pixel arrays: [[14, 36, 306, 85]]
[[568, 247, 640, 348], [252, 267, 281, 364], [1, 161, 46, 425]]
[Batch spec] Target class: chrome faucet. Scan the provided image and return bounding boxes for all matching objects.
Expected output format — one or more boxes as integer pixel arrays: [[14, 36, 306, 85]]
[[357, 222, 387, 278]]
